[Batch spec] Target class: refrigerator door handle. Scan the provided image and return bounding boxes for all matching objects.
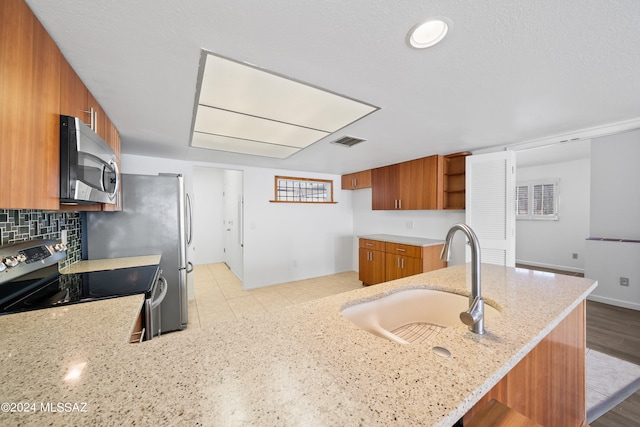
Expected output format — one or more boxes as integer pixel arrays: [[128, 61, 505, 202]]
[[186, 262, 194, 274], [186, 193, 193, 247], [151, 275, 168, 309]]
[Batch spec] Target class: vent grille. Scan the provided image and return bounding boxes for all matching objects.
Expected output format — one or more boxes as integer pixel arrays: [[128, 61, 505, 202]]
[[331, 136, 365, 147]]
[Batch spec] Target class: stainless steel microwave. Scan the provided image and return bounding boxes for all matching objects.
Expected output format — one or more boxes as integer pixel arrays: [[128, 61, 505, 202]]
[[60, 115, 120, 205]]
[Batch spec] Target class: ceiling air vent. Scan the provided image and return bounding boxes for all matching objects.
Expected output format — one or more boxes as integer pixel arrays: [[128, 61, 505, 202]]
[[331, 136, 365, 147]]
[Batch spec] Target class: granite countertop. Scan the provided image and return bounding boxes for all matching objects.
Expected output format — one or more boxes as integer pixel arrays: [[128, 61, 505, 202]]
[[359, 233, 446, 247], [59, 255, 162, 274], [0, 264, 596, 426]]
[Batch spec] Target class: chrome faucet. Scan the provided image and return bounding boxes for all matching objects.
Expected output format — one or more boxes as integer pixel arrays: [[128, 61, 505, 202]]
[[440, 223, 485, 334]]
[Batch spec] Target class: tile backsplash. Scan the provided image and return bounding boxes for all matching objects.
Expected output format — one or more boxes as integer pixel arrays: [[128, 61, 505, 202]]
[[0, 209, 82, 269]]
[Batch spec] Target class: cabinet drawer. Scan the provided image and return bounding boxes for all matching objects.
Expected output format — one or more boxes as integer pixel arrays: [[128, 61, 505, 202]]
[[360, 239, 385, 251], [385, 242, 422, 258]]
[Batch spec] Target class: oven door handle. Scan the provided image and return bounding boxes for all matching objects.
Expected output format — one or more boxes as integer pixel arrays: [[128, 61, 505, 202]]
[[151, 275, 168, 309]]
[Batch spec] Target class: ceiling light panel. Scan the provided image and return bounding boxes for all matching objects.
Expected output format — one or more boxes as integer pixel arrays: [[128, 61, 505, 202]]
[[199, 55, 377, 132], [194, 106, 329, 148], [191, 132, 300, 159], [190, 52, 379, 158]]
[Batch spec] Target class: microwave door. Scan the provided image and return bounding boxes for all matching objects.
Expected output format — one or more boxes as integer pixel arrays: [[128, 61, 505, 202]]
[[75, 153, 118, 204]]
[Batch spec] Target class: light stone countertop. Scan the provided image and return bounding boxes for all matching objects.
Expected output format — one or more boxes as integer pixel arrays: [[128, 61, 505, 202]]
[[359, 233, 446, 247], [59, 255, 162, 274], [0, 264, 596, 426]]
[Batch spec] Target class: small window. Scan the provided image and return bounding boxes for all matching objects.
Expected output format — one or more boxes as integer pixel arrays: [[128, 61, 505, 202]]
[[271, 176, 336, 204], [516, 180, 558, 220]]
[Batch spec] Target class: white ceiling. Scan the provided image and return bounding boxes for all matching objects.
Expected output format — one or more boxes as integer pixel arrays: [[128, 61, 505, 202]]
[[26, 0, 640, 174]]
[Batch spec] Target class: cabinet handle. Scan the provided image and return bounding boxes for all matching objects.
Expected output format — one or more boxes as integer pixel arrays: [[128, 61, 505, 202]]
[[396, 248, 406, 252], [352, 178, 356, 187], [398, 199, 402, 209], [84, 107, 95, 131], [394, 199, 398, 209], [397, 257, 400, 268], [401, 258, 405, 269], [366, 243, 374, 247]]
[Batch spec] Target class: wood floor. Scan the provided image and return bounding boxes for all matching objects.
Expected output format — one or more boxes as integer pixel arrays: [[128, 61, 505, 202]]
[[587, 300, 640, 427]]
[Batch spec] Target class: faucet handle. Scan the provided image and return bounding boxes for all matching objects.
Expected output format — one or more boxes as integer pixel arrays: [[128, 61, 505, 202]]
[[460, 296, 485, 333]]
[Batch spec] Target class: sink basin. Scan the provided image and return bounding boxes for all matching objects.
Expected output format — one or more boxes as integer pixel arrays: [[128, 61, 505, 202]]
[[341, 288, 500, 344]]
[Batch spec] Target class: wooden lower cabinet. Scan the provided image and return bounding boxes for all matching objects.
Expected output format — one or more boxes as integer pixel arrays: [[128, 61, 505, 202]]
[[463, 300, 587, 427], [385, 253, 423, 281], [358, 238, 446, 285], [358, 248, 386, 285]]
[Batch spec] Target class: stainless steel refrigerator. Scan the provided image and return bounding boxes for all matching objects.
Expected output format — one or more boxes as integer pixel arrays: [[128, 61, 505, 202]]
[[83, 173, 193, 336]]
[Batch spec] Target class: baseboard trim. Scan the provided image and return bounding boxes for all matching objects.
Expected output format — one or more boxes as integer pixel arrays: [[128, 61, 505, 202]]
[[516, 259, 584, 274], [587, 294, 640, 311]]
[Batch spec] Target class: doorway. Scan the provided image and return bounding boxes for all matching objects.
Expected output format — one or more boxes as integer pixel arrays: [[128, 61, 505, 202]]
[[192, 166, 244, 281]]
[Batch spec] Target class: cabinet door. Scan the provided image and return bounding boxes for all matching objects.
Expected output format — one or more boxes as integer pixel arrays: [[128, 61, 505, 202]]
[[359, 248, 385, 285], [385, 254, 422, 281], [0, 0, 61, 210], [372, 164, 400, 209], [398, 156, 442, 210], [87, 92, 109, 140], [341, 173, 355, 190], [60, 58, 90, 120], [353, 170, 371, 189]]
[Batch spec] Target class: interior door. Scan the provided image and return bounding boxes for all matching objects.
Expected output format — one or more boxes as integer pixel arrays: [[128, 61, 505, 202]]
[[465, 151, 516, 267]]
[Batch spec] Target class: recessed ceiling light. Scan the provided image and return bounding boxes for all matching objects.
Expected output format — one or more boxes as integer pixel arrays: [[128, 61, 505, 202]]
[[408, 18, 450, 49]]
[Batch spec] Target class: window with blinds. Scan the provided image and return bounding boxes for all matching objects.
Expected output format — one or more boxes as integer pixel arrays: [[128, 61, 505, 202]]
[[515, 180, 558, 220]]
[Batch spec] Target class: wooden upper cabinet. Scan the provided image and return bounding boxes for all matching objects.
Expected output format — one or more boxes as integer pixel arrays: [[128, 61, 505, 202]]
[[0, 0, 61, 210], [372, 155, 443, 210], [341, 170, 372, 190], [2, 0, 122, 211], [88, 91, 109, 141], [60, 58, 90, 121]]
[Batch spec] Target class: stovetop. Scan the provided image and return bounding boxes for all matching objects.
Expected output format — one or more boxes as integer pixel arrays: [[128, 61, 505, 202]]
[[0, 239, 159, 315]]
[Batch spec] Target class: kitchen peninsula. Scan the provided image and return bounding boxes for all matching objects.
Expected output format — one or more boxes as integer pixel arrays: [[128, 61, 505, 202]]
[[0, 264, 596, 426]]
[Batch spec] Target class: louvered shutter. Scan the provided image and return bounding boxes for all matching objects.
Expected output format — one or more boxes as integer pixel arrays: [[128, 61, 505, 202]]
[[465, 151, 516, 267]]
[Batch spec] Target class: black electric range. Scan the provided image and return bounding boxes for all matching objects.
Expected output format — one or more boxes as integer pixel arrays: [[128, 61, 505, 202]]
[[0, 239, 160, 315]]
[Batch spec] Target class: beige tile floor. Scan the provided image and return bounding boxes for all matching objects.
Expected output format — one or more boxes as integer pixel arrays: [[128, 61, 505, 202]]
[[188, 263, 362, 329]]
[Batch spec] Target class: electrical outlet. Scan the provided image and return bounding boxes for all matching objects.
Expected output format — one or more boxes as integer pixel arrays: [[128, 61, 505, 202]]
[[572, 253, 578, 259], [620, 277, 630, 287]]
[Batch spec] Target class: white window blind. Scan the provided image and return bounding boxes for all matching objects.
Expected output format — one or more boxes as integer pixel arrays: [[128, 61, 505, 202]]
[[516, 180, 558, 220]]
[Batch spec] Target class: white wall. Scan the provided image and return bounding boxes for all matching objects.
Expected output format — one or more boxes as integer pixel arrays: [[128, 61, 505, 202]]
[[515, 158, 590, 273], [192, 167, 225, 264], [586, 129, 640, 310], [121, 154, 353, 289], [351, 189, 467, 268], [241, 166, 353, 289]]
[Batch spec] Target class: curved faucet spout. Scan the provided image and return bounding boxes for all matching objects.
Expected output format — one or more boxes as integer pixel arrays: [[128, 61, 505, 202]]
[[440, 223, 485, 334]]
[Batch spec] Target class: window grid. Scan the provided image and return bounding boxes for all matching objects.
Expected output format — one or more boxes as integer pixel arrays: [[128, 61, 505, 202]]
[[272, 176, 335, 203]]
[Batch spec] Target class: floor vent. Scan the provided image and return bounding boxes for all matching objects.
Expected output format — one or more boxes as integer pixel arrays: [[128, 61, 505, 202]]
[[331, 136, 365, 147]]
